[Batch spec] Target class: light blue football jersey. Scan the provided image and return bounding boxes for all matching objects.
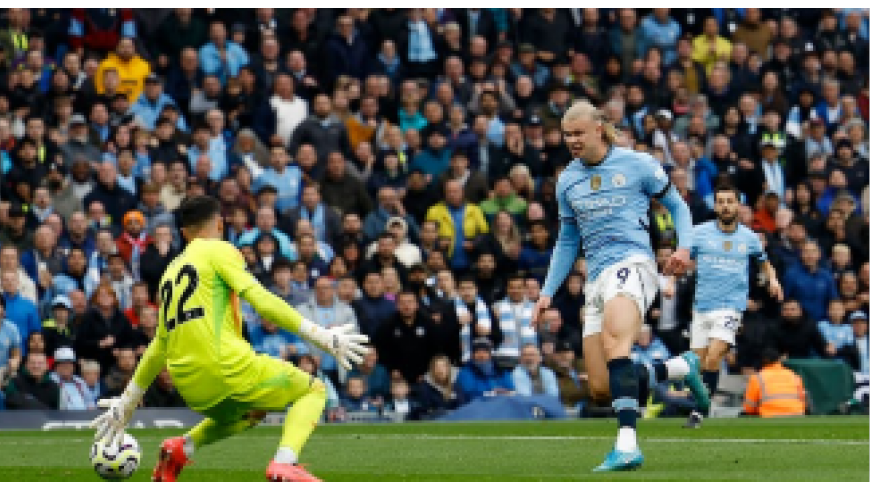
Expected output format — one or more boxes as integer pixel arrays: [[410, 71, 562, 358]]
[[691, 221, 766, 313], [555, 147, 672, 281]]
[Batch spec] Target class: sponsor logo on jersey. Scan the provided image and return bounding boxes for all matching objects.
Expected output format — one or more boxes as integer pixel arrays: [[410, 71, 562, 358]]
[[612, 173, 626, 187], [591, 174, 601, 191], [723, 241, 732, 251]]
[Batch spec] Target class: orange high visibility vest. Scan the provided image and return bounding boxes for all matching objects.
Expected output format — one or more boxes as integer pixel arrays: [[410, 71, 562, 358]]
[[743, 363, 806, 417]]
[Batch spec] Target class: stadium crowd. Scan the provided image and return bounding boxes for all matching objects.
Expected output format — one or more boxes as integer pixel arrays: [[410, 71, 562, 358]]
[[0, 7, 867, 419]]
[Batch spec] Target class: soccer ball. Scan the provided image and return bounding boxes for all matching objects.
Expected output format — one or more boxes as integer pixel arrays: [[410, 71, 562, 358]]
[[90, 433, 141, 480]]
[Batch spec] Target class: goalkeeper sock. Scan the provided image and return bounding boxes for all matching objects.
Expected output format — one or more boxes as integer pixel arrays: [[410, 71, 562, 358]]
[[274, 447, 298, 465], [183, 435, 195, 458], [278, 378, 327, 456]]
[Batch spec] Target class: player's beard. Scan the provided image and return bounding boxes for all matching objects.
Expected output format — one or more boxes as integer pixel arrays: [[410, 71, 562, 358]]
[[717, 212, 737, 226]]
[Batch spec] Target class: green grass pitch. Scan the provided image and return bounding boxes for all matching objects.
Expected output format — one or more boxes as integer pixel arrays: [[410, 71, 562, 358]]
[[0, 417, 866, 481]]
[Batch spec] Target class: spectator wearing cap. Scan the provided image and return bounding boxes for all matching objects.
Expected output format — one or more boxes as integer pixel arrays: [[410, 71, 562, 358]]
[[59, 114, 101, 166], [843, 311, 869, 375], [49, 346, 94, 410], [2, 351, 59, 409], [759, 135, 787, 201], [804, 116, 833, 159], [455, 338, 515, 404], [512, 343, 559, 398], [198, 20, 249, 84], [546, 340, 589, 409], [41, 295, 73, 356], [115, 210, 151, 268], [131, 73, 187, 131]]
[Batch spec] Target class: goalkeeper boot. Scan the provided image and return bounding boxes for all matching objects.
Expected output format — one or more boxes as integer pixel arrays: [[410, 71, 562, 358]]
[[592, 447, 644, 472], [266, 461, 322, 482], [680, 352, 711, 414], [152, 437, 191, 482]]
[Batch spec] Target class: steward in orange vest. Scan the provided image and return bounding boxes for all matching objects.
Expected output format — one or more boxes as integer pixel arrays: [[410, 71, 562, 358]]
[[743, 348, 806, 417]]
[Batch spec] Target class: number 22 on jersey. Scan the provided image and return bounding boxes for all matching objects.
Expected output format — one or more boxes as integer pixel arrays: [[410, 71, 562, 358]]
[[160, 264, 205, 331]]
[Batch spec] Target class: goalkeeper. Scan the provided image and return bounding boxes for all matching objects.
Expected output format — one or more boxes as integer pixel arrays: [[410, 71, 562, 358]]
[[91, 196, 369, 482]]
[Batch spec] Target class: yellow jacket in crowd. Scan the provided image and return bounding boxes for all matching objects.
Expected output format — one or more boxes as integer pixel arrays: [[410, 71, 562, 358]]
[[425, 202, 489, 258], [95, 52, 151, 102]]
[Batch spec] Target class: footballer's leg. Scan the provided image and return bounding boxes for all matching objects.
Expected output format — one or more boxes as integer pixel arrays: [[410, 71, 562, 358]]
[[153, 403, 264, 482], [593, 294, 645, 472], [237, 356, 327, 481]]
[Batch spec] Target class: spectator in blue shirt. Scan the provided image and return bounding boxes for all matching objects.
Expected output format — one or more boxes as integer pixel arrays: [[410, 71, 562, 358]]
[[340, 375, 380, 412], [199, 20, 249, 84], [238, 207, 294, 259], [254, 145, 302, 214], [187, 124, 229, 182], [639, 9, 681, 66], [455, 338, 515, 404], [130, 74, 187, 131], [783, 241, 839, 322], [518, 220, 553, 284], [512, 343, 559, 397], [49, 346, 95, 410], [250, 319, 307, 360], [818, 299, 854, 351], [631, 325, 672, 366], [411, 125, 452, 178], [1, 271, 41, 355], [0, 297, 22, 378]]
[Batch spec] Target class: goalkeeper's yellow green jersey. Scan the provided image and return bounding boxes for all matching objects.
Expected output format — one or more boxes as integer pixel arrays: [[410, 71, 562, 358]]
[[132, 238, 304, 411]]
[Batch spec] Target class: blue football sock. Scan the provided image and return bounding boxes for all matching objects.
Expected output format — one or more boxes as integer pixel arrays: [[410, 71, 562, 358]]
[[608, 357, 639, 429]]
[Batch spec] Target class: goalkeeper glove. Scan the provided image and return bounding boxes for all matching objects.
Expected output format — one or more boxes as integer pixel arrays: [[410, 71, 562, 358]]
[[90, 383, 144, 449], [299, 319, 369, 370]]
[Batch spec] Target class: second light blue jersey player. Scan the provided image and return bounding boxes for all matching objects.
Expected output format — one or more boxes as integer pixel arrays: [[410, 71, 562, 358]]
[[691, 221, 766, 314]]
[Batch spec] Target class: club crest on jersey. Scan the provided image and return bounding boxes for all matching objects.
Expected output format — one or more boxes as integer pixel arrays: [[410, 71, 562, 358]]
[[591, 174, 602, 191], [723, 241, 732, 251], [738, 243, 747, 253], [612, 173, 626, 187]]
